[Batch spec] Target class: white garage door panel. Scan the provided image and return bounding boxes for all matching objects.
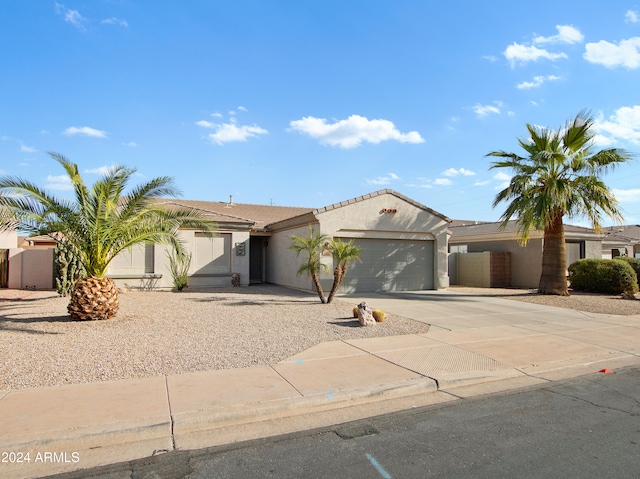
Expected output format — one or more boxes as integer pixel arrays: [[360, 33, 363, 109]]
[[339, 238, 434, 293]]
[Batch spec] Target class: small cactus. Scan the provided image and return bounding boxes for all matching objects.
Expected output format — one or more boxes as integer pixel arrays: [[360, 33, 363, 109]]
[[352, 305, 359, 318], [372, 309, 386, 322]]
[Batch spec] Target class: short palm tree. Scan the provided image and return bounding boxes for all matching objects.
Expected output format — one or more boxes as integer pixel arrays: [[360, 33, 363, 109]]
[[487, 111, 634, 295], [290, 225, 330, 303], [326, 238, 361, 303], [0, 152, 216, 319]]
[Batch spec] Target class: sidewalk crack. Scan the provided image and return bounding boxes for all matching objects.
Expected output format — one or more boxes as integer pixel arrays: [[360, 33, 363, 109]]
[[164, 375, 177, 451]]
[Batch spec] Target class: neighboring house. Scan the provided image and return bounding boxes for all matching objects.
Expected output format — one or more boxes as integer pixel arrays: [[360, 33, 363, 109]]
[[107, 189, 451, 293], [601, 225, 640, 259], [448, 220, 603, 289]]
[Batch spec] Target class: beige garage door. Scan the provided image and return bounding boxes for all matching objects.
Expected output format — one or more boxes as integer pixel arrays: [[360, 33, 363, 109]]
[[338, 238, 434, 293]]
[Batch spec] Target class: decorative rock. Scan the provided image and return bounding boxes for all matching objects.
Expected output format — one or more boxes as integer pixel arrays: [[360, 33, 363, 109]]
[[357, 301, 376, 327]]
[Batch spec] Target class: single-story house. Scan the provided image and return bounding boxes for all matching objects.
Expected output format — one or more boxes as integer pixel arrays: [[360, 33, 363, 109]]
[[448, 220, 604, 289], [103, 189, 451, 293], [601, 225, 640, 259]]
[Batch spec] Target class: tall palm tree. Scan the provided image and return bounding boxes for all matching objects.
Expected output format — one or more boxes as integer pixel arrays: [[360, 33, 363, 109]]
[[0, 152, 216, 319], [290, 225, 329, 303], [326, 238, 361, 303], [487, 111, 633, 295]]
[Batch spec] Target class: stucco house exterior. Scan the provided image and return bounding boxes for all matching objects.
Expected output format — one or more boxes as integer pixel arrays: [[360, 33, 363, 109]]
[[448, 220, 604, 289], [105, 189, 451, 293], [601, 225, 640, 259]]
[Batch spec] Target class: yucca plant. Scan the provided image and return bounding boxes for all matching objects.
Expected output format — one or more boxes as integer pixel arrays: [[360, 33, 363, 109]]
[[0, 153, 215, 319], [167, 248, 192, 291]]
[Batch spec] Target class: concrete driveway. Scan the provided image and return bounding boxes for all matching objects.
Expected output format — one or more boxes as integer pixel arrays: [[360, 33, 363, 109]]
[[339, 289, 594, 331]]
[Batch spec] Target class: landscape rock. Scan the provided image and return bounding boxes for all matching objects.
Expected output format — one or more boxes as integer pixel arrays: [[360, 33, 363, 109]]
[[357, 301, 376, 327]]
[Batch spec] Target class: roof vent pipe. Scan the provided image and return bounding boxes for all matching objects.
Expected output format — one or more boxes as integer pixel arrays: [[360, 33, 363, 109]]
[[229, 195, 233, 206]]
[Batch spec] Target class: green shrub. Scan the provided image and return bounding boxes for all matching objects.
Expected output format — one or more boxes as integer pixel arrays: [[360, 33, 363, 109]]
[[569, 258, 638, 295], [614, 256, 640, 279]]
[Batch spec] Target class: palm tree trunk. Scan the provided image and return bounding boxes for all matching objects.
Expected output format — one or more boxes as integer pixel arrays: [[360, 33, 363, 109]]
[[311, 270, 327, 303], [538, 215, 569, 295], [326, 265, 342, 304]]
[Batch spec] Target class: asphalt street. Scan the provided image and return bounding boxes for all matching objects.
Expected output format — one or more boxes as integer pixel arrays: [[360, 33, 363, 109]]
[[45, 366, 640, 479]]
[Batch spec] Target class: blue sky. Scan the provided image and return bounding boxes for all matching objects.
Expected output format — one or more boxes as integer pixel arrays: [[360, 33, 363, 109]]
[[2, 1, 640, 226]]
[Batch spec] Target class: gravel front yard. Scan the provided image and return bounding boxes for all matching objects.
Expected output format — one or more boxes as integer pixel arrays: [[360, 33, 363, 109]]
[[0, 285, 428, 391], [3, 285, 639, 391], [448, 286, 640, 316]]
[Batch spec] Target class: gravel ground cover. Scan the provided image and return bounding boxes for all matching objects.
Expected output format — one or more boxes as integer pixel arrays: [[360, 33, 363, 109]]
[[3, 285, 639, 391], [448, 286, 640, 316], [0, 285, 428, 391]]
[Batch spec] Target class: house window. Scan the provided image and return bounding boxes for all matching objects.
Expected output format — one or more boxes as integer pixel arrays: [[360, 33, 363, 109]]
[[194, 233, 231, 274], [449, 244, 468, 254], [111, 244, 154, 273]]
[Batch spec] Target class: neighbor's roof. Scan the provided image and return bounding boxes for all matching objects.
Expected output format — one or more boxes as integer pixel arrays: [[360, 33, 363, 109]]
[[449, 220, 602, 238], [602, 225, 640, 243]]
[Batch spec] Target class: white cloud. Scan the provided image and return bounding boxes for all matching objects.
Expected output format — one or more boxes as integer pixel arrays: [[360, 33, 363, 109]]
[[63, 126, 108, 138], [474, 180, 491, 186], [503, 43, 568, 66], [493, 171, 512, 189], [211, 113, 223, 118], [594, 106, 640, 145], [584, 37, 640, 69], [86, 165, 117, 176], [46, 174, 73, 191], [626, 10, 639, 23], [367, 173, 400, 185], [533, 25, 584, 45], [237, 106, 248, 112], [289, 115, 424, 148], [516, 75, 562, 89], [54, 3, 87, 32], [102, 17, 128, 27], [20, 143, 36, 153], [433, 178, 452, 186], [122, 141, 138, 147], [473, 103, 501, 117], [442, 167, 475, 177], [196, 120, 268, 145], [483, 55, 498, 62], [613, 188, 640, 203]]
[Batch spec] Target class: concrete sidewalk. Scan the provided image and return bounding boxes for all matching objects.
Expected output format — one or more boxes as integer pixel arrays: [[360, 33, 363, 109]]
[[2, 291, 640, 479]]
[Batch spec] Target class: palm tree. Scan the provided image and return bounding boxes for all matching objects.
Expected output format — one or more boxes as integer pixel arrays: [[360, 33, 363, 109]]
[[0, 152, 216, 319], [290, 225, 330, 303], [326, 238, 361, 303], [487, 110, 634, 295]]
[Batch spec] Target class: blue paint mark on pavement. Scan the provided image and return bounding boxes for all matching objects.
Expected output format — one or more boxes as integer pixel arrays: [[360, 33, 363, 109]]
[[326, 391, 334, 399], [366, 453, 392, 479], [296, 359, 304, 364]]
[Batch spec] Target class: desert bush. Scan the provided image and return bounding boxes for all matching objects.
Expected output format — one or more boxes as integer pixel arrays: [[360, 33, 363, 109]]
[[614, 256, 640, 279], [569, 258, 638, 295], [372, 309, 386, 322]]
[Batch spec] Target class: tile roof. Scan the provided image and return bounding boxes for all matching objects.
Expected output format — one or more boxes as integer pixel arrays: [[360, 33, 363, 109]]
[[449, 220, 601, 238], [157, 199, 313, 231]]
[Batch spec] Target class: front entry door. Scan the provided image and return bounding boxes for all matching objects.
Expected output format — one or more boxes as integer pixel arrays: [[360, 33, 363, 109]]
[[249, 237, 264, 283]]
